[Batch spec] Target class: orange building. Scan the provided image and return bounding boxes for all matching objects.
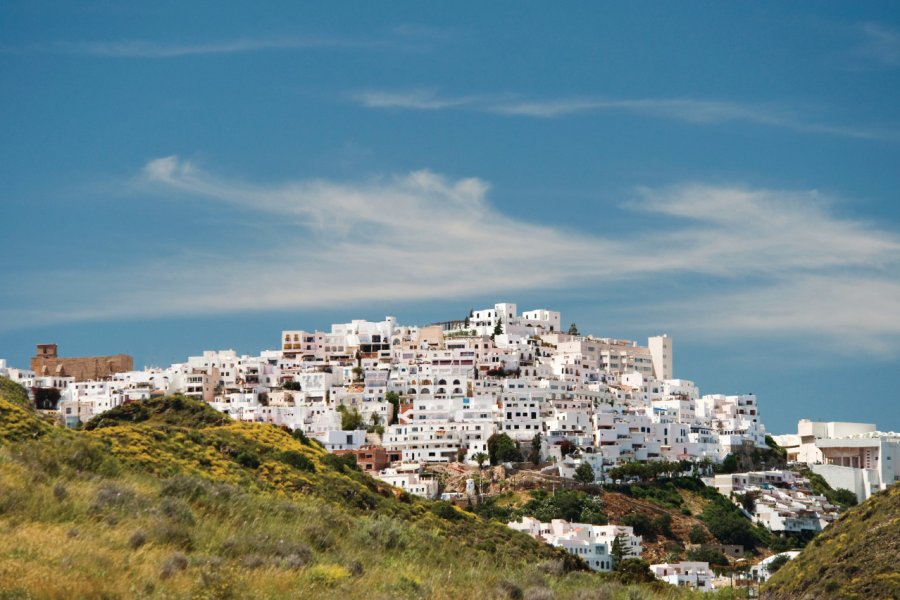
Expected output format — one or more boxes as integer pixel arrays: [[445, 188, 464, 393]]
[[30, 344, 133, 382]]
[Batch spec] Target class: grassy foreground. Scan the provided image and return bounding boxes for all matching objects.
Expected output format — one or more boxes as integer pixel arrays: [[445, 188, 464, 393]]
[[0, 379, 748, 599]]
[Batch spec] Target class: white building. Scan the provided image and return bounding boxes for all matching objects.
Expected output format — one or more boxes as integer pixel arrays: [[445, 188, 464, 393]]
[[650, 562, 714, 592], [375, 467, 439, 499], [508, 517, 641, 572], [774, 420, 900, 502]]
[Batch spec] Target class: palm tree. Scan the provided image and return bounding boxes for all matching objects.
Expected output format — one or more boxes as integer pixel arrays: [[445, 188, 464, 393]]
[[471, 452, 490, 499], [472, 452, 489, 469]]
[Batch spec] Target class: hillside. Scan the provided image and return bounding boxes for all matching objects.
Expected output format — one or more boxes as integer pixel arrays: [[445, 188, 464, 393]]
[[472, 476, 779, 567], [1, 382, 729, 600], [763, 483, 900, 600]]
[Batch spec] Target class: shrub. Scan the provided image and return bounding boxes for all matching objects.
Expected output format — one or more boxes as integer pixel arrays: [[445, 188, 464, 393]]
[[235, 451, 260, 469], [431, 501, 462, 520], [614, 558, 655, 584], [536, 559, 566, 576], [689, 525, 707, 544], [160, 552, 189, 579], [52, 482, 68, 501], [573, 588, 616, 600], [622, 513, 657, 539], [290, 428, 311, 445], [767, 553, 791, 575], [496, 580, 524, 600], [652, 513, 673, 537], [524, 587, 555, 600], [159, 497, 195, 526], [359, 517, 410, 550], [90, 484, 136, 514], [829, 488, 858, 508], [304, 522, 337, 551], [13, 435, 119, 478], [282, 553, 312, 570], [279, 450, 315, 472], [686, 547, 729, 565], [220, 534, 312, 563], [700, 499, 759, 549], [348, 560, 364, 577], [321, 452, 357, 472], [160, 475, 211, 501], [305, 564, 350, 586], [150, 520, 194, 550], [193, 566, 236, 600], [511, 490, 607, 525], [128, 530, 147, 550], [241, 554, 266, 569]]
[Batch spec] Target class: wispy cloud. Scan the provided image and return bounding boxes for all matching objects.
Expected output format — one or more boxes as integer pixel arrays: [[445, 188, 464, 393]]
[[645, 274, 900, 354], [5, 157, 899, 355], [354, 89, 481, 111], [5, 35, 383, 58], [353, 89, 898, 141], [855, 23, 900, 67]]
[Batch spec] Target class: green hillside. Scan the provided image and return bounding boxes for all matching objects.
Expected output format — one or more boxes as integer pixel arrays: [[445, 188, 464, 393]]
[[0, 378, 759, 599], [763, 483, 900, 600]]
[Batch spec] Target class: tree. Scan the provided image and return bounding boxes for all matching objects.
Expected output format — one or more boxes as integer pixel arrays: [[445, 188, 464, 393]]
[[529, 433, 542, 465], [472, 452, 489, 469], [686, 547, 729, 566], [574, 462, 595, 484], [719, 454, 739, 474], [338, 405, 364, 430], [614, 559, 654, 584], [611, 534, 627, 565], [487, 433, 521, 465], [558, 439, 576, 457], [567, 322, 579, 336], [767, 553, 791, 575], [492, 320, 503, 340], [282, 381, 302, 391], [700, 500, 758, 549], [367, 412, 384, 435], [688, 525, 707, 545], [385, 391, 400, 425], [740, 490, 759, 514], [623, 513, 658, 539]]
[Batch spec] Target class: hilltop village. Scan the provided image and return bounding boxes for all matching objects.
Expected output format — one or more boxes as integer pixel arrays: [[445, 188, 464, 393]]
[[3, 301, 898, 592]]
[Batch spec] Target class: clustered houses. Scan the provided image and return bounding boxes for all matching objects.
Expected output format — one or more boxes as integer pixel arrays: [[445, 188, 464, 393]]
[[2, 302, 770, 494], [773, 419, 900, 503], [705, 471, 840, 533], [508, 517, 642, 573]]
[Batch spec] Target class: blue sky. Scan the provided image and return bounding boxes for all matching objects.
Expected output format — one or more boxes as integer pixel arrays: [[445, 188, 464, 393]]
[[2, 2, 899, 433]]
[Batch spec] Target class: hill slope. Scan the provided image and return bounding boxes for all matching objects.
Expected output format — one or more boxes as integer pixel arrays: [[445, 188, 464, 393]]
[[3, 384, 678, 600], [763, 483, 900, 600]]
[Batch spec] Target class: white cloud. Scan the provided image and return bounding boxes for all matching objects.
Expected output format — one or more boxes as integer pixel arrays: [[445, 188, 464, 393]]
[[352, 89, 898, 141], [6, 159, 900, 356], [354, 89, 481, 110], [646, 275, 900, 354], [7, 36, 382, 58], [856, 23, 900, 67]]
